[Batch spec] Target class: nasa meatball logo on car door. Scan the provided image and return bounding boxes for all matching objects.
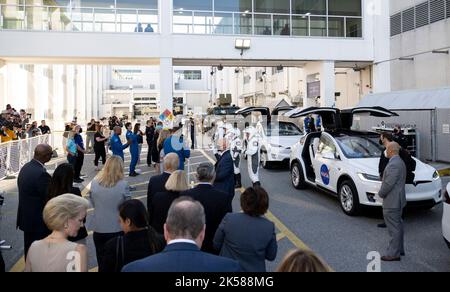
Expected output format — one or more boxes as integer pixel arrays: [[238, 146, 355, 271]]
[[321, 164, 330, 185]]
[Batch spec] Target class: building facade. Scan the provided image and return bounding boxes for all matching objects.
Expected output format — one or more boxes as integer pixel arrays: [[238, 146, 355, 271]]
[[0, 0, 392, 125]]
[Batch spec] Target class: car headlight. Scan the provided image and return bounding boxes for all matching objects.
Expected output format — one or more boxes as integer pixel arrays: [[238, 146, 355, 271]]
[[358, 173, 382, 182], [432, 171, 440, 180], [269, 143, 283, 148]]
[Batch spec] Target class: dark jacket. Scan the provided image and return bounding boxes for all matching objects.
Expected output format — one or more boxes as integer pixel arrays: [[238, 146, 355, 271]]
[[102, 229, 166, 272], [181, 184, 232, 254], [16, 159, 51, 233], [213, 213, 277, 272], [146, 172, 171, 215], [379, 148, 416, 184], [149, 191, 181, 234], [213, 150, 235, 198], [145, 126, 155, 144], [122, 242, 241, 272]]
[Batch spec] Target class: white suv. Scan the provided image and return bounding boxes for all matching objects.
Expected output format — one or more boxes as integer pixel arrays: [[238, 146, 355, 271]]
[[443, 183, 450, 249]]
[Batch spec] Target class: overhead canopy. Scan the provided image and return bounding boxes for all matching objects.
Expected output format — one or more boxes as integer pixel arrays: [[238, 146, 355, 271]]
[[359, 87, 450, 110]]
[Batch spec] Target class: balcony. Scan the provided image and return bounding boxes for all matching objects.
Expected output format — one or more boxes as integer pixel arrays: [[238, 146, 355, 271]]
[[0, 4, 158, 33]]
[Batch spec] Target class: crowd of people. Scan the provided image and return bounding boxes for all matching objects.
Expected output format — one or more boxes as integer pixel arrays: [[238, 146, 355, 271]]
[[12, 111, 331, 272], [0, 104, 51, 143]]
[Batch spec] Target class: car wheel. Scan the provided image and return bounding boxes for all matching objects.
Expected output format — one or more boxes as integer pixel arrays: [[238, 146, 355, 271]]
[[261, 151, 272, 169], [291, 162, 307, 190], [338, 180, 361, 216]]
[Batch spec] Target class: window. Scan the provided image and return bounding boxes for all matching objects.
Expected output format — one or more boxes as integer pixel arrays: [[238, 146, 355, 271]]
[[175, 70, 202, 80], [328, 0, 362, 16], [254, 14, 272, 35], [292, 16, 309, 36], [76, 0, 115, 8], [328, 17, 344, 37], [234, 13, 252, 34], [318, 136, 336, 155], [292, 0, 326, 15], [116, 0, 158, 9], [213, 12, 233, 34], [254, 0, 290, 14], [273, 15, 290, 35], [310, 16, 326, 36], [335, 136, 382, 159], [173, 0, 212, 11], [214, 0, 252, 12], [346, 18, 362, 37]]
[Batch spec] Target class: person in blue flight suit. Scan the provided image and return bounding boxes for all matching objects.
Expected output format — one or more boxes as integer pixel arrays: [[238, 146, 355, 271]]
[[125, 122, 140, 177], [110, 126, 129, 161]]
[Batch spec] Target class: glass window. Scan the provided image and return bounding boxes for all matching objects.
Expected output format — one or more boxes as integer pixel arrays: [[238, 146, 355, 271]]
[[318, 136, 336, 155], [292, 0, 326, 15], [193, 11, 213, 34], [273, 15, 290, 35], [254, 0, 290, 14], [76, 0, 115, 8], [214, 0, 252, 12], [173, 0, 212, 11], [328, 17, 344, 37], [328, 0, 362, 16], [346, 18, 362, 37], [254, 14, 272, 35], [116, 0, 158, 9], [116, 9, 137, 32], [292, 15, 309, 36], [310, 16, 326, 36], [234, 13, 252, 34], [94, 8, 116, 32], [213, 12, 233, 34], [335, 136, 382, 159], [173, 11, 193, 33]]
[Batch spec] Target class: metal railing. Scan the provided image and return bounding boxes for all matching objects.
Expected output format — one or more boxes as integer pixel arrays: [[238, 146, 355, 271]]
[[173, 9, 363, 38], [0, 134, 52, 181], [0, 4, 159, 33]]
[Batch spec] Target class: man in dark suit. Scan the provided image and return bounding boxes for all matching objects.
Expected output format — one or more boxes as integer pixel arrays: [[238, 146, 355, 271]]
[[122, 197, 241, 272], [147, 153, 179, 214], [181, 162, 232, 254], [16, 144, 53, 258], [214, 138, 235, 199], [378, 142, 407, 262]]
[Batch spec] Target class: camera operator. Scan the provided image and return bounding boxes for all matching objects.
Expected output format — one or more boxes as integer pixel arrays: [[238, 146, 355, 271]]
[[1, 121, 17, 143]]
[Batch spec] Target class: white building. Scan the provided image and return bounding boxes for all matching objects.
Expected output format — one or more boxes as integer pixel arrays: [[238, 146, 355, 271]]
[[0, 0, 407, 127]]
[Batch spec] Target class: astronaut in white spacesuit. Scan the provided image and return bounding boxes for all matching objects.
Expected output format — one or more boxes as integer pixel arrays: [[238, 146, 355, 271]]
[[243, 120, 263, 187], [227, 122, 243, 188]]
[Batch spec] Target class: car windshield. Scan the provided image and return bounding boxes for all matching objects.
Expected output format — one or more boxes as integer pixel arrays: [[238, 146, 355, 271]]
[[265, 122, 302, 136], [335, 136, 383, 158]]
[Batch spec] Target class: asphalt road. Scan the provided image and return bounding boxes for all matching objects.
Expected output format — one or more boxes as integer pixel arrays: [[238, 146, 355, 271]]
[[1, 147, 449, 272]]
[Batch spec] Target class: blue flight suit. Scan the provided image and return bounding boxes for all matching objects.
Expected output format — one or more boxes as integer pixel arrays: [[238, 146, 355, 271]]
[[110, 133, 128, 161], [127, 130, 139, 175]]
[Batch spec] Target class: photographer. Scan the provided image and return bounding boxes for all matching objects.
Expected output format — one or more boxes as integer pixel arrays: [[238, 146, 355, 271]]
[[1, 122, 17, 143]]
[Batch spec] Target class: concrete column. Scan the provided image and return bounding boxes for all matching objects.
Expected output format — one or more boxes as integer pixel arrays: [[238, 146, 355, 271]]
[[371, 0, 391, 93], [319, 61, 335, 107], [159, 57, 173, 114], [159, 0, 172, 35]]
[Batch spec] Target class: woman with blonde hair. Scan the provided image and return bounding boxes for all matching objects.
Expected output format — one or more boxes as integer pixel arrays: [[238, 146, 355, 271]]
[[276, 249, 330, 272], [90, 155, 131, 272], [148, 170, 189, 234], [157, 129, 171, 173], [25, 194, 89, 272]]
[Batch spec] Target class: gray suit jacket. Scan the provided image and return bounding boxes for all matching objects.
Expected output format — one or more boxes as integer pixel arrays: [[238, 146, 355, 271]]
[[213, 213, 277, 272], [378, 155, 407, 210]]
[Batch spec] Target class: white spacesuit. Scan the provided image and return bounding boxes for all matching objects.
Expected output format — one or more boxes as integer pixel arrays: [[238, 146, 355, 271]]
[[244, 123, 262, 187], [212, 121, 225, 160], [228, 125, 243, 188]]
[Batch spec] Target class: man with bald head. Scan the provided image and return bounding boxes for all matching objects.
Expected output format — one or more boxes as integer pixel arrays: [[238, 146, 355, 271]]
[[378, 142, 407, 262], [17, 144, 53, 258], [123, 197, 240, 272]]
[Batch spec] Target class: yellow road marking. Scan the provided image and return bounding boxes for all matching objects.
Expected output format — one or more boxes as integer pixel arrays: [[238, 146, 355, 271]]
[[276, 233, 286, 241], [89, 267, 98, 272], [9, 257, 25, 272]]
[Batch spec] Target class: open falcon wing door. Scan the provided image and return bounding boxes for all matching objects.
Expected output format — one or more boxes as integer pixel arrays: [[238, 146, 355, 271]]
[[286, 107, 341, 130], [271, 106, 296, 116], [235, 106, 271, 121], [340, 106, 399, 129]]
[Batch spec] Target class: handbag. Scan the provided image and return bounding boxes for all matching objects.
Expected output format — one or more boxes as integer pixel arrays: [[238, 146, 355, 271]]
[[115, 236, 125, 272]]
